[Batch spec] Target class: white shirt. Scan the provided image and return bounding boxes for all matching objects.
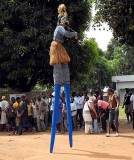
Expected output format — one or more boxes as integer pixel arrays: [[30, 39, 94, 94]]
[[32, 104, 37, 118], [0, 100, 9, 110], [130, 95, 134, 110], [74, 96, 84, 109], [50, 97, 54, 111], [83, 102, 90, 111], [42, 98, 49, 112], [70, 102, 77, 116]]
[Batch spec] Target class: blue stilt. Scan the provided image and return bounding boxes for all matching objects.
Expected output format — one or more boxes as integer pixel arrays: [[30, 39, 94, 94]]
[[64, 83, 73, 148], [50, 84, 61, 153]]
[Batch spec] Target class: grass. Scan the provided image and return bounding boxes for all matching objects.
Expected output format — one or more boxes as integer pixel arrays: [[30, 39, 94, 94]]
[[119, 106, 126, 119]]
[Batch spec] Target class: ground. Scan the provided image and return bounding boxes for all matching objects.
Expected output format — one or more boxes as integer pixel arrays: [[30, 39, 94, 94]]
[[0, 119, 133, 160]]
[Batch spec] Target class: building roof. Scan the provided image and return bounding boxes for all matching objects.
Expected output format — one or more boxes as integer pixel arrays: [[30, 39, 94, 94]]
[[112, 75, 134, 82]]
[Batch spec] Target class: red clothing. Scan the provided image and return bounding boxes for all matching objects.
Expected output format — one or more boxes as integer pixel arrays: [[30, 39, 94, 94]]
[[98, 100, 108, 110]]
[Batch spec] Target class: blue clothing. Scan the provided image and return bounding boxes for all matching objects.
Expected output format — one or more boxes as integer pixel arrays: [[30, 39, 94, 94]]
[[53, 26, 77, 44], [18, 101, 28, 117], [52, 98, 63, 124]]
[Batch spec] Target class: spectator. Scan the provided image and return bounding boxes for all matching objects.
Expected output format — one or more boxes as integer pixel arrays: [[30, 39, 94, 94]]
[[42, 93, 49, 129], [122, 88, 132, 123], [11, 97, 16, 103], [13, 97, 21, 134], [31, 99, 38, 131], [130, 94, 134, 130], [17, 96, 31, 135], [75, 92, 84, 130], [0, 96, 8, 131], [98, 100, 109, 132], [89, 95, 98, 134], [36, 96, 46, 132], [62, 104, 67, 132], [70, 98, 77, 131], [83, 97, 93, 134], [27, 98, 33, 131], [106, 88, 120, 137], [7, 100, 16, 135], [51, 92, 63, 133], [49, 93, 54, 126]]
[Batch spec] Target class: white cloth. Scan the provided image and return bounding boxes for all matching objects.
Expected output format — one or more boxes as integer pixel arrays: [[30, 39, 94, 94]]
[[35, 100, 45, 120], [70, 102, 77, 116], [130, 95, 134, 109], [74, 96, 84, 109], [42, 98, 49, 112], [0, 100, 9, 124], [32, 104, 37, 118], [50, 97, 54, 111], [83, 102, 92, 134], [89, 96, 96, 102]]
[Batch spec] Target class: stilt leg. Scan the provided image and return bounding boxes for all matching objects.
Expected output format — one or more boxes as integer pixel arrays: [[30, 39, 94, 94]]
[[64, 83, 73, 148], [50, 84, 61, 153]]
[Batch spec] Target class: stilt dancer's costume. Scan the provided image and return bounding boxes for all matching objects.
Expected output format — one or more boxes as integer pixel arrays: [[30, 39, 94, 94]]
[[49, 15, 78, 153]]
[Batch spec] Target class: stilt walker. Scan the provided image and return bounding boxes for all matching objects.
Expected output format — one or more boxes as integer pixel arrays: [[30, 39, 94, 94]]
[[49, 4, 78, 153]]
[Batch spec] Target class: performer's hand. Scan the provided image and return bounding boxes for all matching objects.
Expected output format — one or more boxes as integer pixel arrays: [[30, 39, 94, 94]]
[[75, 36, 78, 40]]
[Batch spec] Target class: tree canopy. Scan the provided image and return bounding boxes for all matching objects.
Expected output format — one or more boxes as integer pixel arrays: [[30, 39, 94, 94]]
[[0, 0, 92, 92], [94, 0, 134, 46], [106, 38, 134, 76]]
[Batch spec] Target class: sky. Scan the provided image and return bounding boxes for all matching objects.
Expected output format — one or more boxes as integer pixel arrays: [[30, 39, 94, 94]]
[[85, 6, 113, 51], [85, 24, 113, 51]]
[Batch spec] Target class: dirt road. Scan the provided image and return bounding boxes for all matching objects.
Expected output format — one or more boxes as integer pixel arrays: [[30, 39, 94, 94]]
[[0, 120, 133, 160]]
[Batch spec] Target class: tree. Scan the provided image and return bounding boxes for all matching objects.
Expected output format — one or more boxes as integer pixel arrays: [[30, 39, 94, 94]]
[[94, 0, 134, 46], [106, 38, 134, 76], [72, 41, 114, 92], [0, 0, 92, 92], [70, 38, 99, 90]]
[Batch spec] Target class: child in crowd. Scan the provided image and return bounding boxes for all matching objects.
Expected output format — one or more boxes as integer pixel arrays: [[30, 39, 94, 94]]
[[62, 104, 67, 132], [7, 100, 16, 135], [56, 98, 63, 133]]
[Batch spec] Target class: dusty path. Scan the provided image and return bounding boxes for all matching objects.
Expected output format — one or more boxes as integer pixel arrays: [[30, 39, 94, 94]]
[[0, 120, 133, 160]]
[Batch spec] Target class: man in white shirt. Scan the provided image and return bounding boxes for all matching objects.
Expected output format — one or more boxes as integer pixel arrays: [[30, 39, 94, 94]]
[[70, 98, 77, 131], [42, 93, 49, 129], [74, 92, 84, 130], [130, 94, 134, 130], [35, 96, 46, 132], [0, 96, 9, 131]]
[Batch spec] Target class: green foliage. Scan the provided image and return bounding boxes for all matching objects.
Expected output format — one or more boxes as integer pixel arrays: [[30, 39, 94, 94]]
[[106, 38, 134, 76], [73, 43, 114, 91], [94, 0, 134, 45], [0, 0, 92, 92], [70, 38, 99, 89]]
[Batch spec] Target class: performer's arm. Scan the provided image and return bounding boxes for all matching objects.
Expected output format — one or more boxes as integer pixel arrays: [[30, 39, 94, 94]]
[[59, 26, 77, 38]]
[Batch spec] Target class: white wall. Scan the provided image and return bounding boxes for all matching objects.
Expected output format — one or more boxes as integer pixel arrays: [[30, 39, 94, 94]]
[[112, 75, 134, 105], [112, 75, 134, 82], [116, 82, 134, 89]]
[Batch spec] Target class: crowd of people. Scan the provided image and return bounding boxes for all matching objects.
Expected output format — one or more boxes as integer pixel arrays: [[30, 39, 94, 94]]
[[0, 88, 133, 136]]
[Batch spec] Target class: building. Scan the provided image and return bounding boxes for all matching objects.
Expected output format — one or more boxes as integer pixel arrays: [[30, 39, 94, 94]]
[[112, 75, 134, 105]]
